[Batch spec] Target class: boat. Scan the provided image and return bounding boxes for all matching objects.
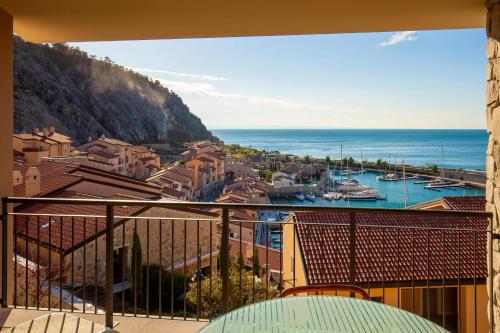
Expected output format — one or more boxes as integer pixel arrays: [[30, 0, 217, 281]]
[[424, 181, 466, 190], [305, 193, 316, 201], [295, 192, 305, 201], [343, 190, 386, 201], [322, 193, 333, 201], [323, 192, 342, 200], [336, 178, 359, 186], [377, 173, 401, 181]]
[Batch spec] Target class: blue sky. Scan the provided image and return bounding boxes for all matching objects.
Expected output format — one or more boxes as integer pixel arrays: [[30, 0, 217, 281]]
[[71, 29, 486, 130]]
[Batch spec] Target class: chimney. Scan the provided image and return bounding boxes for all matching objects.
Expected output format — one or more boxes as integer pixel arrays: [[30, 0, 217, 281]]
[[49, 126, 55, 135], [33, 128, 39, 134], [12, 171, 23, 186], [42, 128, 49, 137], [100, 134, 106, 140], [88, 136, 92, 142], [25, 167, 41, 197]]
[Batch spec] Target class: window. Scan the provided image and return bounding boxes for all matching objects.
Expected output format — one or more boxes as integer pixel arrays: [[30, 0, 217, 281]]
[[401, 287, 458, 332]]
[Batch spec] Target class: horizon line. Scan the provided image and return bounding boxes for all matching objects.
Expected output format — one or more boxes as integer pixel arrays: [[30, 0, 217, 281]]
[[210, 128, 487, 131]]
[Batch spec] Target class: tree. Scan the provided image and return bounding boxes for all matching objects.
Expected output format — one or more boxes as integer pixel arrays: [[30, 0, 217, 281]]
[[304, 155, 311, 164], [131, 228, 143, 307], [265, 170, 273, 184], [376, 159, 382, 170], [431, 164, 439, 175], [252, 248, 261, 277], [325, 156, 332, 165], [185, 262, 276, 318]]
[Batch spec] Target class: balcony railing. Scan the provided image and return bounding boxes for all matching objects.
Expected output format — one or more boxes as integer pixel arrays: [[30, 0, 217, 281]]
[[0, 197, 493, 333]]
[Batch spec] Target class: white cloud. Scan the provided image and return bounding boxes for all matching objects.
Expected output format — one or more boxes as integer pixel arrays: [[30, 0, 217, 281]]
[[378, 31, 418, 47], [128, 67, 229, 81], [157, 79, 331, 111]]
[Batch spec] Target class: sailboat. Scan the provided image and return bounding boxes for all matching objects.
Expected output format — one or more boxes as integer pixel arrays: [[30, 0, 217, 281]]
[[296, 162, 305, 201], [305, 161, 316, 201]]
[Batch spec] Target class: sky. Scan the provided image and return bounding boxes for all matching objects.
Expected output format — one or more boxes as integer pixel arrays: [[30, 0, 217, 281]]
[[71, 29, 487, 130]]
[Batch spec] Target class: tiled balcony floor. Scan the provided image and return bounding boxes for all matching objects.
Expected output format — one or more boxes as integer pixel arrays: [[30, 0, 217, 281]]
[[0, 309, 208, 333]]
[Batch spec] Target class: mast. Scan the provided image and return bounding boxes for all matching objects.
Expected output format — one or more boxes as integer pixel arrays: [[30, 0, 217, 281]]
[[361, 151, 364, 173], [340, 144, 343, 176], [403, 160, 407, 208]]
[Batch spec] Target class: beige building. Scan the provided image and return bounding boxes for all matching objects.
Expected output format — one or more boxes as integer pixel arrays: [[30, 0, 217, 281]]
[[132, 146, 161, 179], [13, 127, 72, 165], [183, 142, 226, 198], [77, 136, 161, 178]]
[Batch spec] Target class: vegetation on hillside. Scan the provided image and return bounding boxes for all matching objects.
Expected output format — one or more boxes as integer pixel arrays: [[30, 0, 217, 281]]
[[223, 144, 271, 159], [13, 36, 216, 145]]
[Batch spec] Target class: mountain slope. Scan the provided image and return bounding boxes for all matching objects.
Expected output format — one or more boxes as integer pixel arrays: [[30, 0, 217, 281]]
[[13, 36, 215, 146]]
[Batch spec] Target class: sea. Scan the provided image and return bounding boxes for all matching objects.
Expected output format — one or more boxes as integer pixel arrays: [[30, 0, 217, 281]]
[[212, 129, 487, 171], [212, 129, 486, 208]]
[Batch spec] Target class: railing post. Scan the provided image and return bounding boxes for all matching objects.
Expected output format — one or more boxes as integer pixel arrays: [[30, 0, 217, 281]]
[[1, 198, 7, 307], [105, 205, 114, 329], [349, 211, 356, 297], [220, 207, 230, 314]]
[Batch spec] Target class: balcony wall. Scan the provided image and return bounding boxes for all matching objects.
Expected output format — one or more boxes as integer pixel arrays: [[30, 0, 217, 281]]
[[486, 1, 500, 330]]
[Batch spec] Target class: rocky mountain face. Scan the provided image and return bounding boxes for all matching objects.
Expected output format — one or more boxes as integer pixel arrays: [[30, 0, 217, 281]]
[[13, 36, 216, 146]]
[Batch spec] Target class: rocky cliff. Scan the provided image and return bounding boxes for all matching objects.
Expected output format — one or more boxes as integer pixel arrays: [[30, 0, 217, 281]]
[[13, 36, 216, 146]]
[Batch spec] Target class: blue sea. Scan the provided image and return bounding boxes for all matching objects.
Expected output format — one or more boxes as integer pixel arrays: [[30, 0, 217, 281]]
[[212, 129, 487, 171], [212, 129, 486, 208]]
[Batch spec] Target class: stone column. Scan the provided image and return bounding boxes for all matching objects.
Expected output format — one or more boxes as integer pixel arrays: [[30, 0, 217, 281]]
[[0, 6, 13, 305], [487, 0, 500, 331]]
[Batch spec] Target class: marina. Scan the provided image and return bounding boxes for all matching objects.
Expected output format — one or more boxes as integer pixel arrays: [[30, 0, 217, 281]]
[[270, 171, 484, 208]]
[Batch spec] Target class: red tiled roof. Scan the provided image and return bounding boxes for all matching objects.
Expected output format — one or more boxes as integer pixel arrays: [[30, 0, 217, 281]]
[[443, 196, 485, 211], [170, 166, 194, 178], [294, 211, 488, 285], [15, 191, 148, 253], [161, 170, 191, 184], [89, 150, 117, 159], [162, 187, 185, 199], [13, 161, 82, 197]]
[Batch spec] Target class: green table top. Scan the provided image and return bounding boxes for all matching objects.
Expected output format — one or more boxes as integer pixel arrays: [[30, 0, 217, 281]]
[[199, 296, 449, 333]]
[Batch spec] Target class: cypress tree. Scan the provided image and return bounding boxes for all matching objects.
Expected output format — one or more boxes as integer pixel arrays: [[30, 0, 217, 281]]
[[131, 228, 143, 306]]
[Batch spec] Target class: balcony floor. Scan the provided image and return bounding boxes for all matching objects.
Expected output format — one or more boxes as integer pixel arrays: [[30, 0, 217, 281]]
[[0, 308, 208, 333]]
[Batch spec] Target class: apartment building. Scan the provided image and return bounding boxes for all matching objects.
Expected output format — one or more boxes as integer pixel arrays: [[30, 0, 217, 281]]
[[13, 127, 72, 165], [77, 135, 161, 178]]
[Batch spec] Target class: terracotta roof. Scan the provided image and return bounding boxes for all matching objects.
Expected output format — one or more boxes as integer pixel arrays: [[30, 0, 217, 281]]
[[15, 191, 148, 253], [443, 196, 485, 211], [13, 133, 59, 145], [293, 211, 488, 285], [162, 187, 185, 199], [34, 131, 72, 144], [99, 138, 133, 146], [133, 146, 151, 153], [89, 150, 117, 159], [12, 161, 82, 197], [161, 170, 192, 184], [170, 166, 194, 178]]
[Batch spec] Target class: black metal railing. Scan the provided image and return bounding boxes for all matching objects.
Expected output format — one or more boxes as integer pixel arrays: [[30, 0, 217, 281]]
[[0, 196, 493, 333]]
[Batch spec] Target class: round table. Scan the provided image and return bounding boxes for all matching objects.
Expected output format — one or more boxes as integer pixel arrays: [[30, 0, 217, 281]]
[[199, 296, 449, 333]]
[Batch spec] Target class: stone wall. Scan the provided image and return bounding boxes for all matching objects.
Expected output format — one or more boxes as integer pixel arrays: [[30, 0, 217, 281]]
[[487, 0, 500, 331]]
